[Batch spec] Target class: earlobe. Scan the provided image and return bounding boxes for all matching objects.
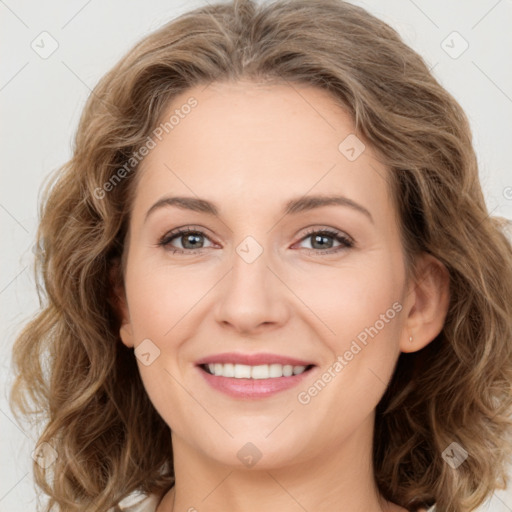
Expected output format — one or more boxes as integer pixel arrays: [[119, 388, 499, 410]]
[[108, 257, 134, 348], [119, 322, 135, 348], [400, 253, 450, 353]]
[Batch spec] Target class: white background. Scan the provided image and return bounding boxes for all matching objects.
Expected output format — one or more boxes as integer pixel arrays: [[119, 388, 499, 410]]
[[1, 0, 512, 510]]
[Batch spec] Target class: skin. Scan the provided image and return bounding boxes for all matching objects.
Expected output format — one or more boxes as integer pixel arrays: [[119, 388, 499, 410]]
[[115, 80, 449, 512]]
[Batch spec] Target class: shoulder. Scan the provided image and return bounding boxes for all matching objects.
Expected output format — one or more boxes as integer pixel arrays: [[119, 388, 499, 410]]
[[109, 491, 163, 512]]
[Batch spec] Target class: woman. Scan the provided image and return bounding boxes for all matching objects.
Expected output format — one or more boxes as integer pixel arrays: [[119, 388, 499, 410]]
[[10, 0, 512, 511]]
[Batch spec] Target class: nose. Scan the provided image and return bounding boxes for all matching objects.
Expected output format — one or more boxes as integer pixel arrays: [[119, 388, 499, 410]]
[[214, 242, 290, 335]]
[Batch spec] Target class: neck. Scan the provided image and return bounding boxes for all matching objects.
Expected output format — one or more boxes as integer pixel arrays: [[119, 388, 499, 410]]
[[157, 412, 404, 512]]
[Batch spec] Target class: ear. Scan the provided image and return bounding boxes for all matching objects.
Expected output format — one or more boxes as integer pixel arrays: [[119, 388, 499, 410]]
[[400, 252, 450, 353], [109, 257, 135, 348]]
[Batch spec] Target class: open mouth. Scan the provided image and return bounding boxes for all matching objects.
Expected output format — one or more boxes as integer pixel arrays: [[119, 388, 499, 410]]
[[200, 363, 316, 379]]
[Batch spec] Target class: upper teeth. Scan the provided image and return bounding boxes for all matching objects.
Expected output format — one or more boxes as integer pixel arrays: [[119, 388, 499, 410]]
[[206, 363, 308, 379]]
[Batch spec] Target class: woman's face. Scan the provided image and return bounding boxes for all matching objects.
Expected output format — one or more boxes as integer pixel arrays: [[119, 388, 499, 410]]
[[118, 80, 414, 469]]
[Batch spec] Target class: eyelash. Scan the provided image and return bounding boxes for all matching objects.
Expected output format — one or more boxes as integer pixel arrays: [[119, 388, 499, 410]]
[[157, 226, 354, 256]]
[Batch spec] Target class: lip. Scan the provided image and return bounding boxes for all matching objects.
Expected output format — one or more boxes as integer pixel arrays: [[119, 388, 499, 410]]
[[195, 352, 317, 399], [195, 352, 315, 366]]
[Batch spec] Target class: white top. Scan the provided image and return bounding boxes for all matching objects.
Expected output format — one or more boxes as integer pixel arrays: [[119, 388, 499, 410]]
[[109, 491, 162, 512], [111, 491, 437, 512]]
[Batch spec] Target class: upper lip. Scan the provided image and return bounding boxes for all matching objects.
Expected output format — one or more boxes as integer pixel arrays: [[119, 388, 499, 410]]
[[195, 352, 316, 367]]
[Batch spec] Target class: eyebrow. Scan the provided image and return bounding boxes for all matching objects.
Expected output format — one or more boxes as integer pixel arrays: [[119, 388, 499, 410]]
[[144, 194, 374, 224]]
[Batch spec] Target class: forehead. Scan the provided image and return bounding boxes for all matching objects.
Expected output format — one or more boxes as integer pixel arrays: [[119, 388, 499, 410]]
[[132, 80, 393, 222]]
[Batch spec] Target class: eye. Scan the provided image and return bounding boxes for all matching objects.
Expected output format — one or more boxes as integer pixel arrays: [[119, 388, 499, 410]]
[[295, 227, 354, 254], [158, 226, 354, 256], [158, 227, 214, 254]]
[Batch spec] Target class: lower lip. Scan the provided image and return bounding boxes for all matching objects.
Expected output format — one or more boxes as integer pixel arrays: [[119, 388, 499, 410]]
[[197, 365, 315, 399]]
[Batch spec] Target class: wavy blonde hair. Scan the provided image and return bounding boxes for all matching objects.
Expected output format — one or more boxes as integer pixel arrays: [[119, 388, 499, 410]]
[[10, 0, 512, 511]]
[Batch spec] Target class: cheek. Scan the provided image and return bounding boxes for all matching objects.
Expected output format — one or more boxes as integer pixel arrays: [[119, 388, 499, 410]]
[[123, 261, 195, 429], [302, 257, 402, 336], [124, 260, 201, 340], [308, 258, 403, 381]]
